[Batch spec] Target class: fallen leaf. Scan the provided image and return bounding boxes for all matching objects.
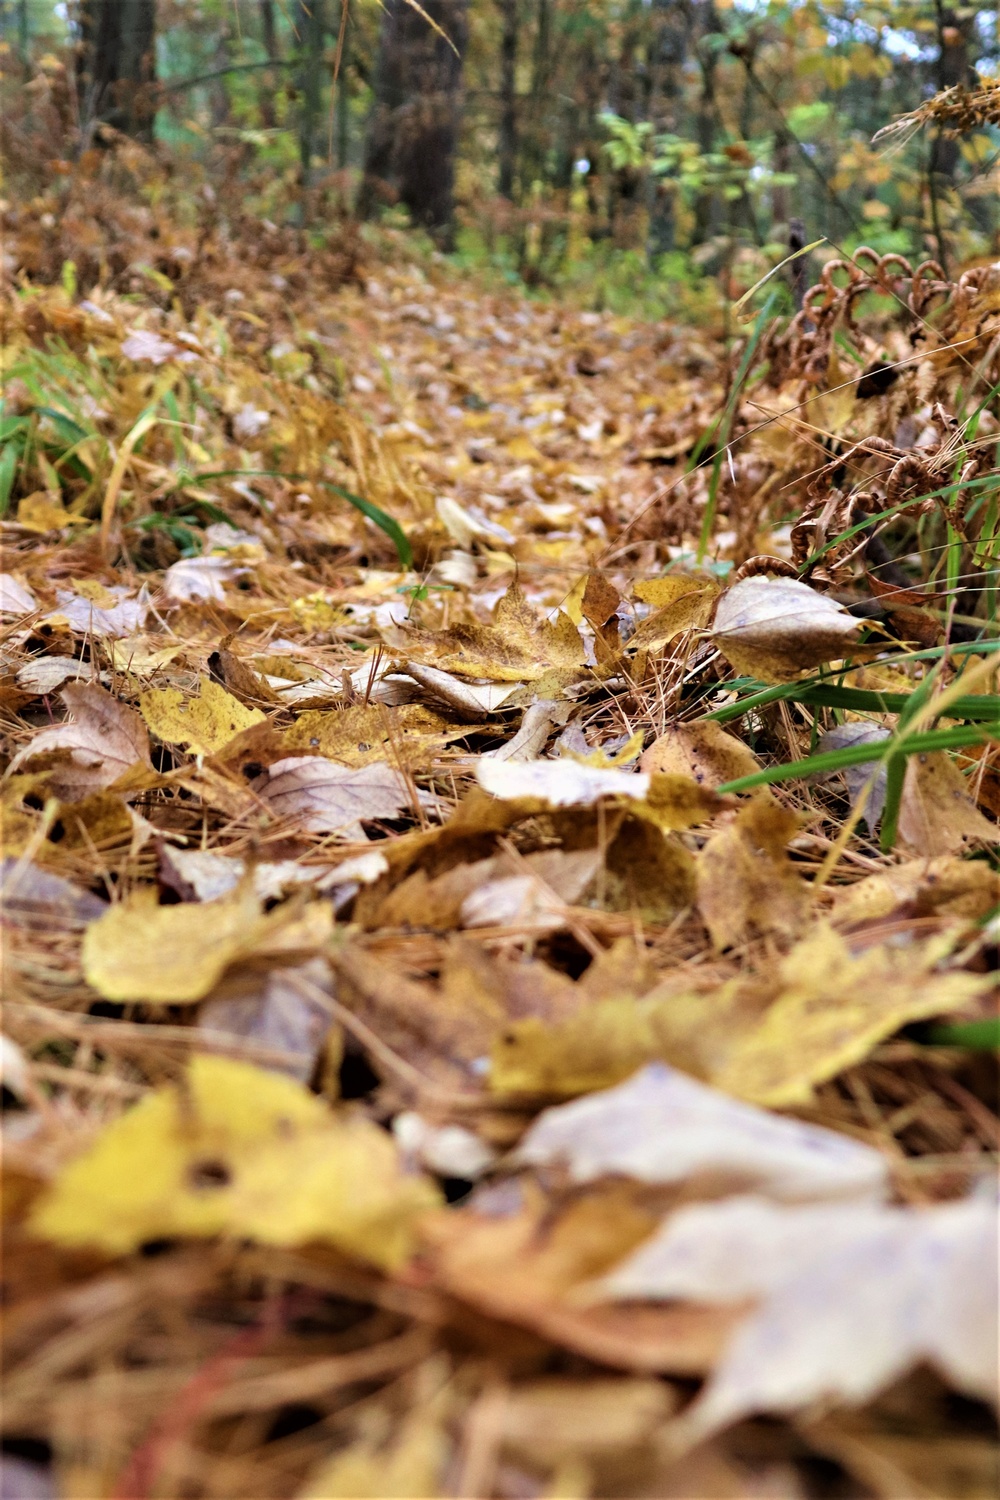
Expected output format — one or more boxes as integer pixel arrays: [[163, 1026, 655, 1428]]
[[697, 793, 808, 949], [264, 756, 417, 837], [16, 492, 87, 533], [7, 682, 151, 798], [423, 1182, 744, 1375], [158, 845, 329, 903], [833, 855, 1000, 925], [483, 699, 574, 760], [0, 573, 38, 615], [898, 751, 997, 856], [81, 886, 332, 1003], [30, 1055, 440, 1266], [477, 757, 650, 807], [48, 585, 149, 638], [162, 555, 246, 603], [386, 581, 586, 683], [715, 926, 995, 1107], [0, 858, 107, 929], [139, 676, 266, 756], [282, 702, 461, 766], [630, 574, 721, 648], [661, 1192, 999, 1441], [516, 1063, 889, 1201], [815, 722, 891, 827], [399, 661, 525, 718], [640, 720, 760, 788], [712, 577, 864, 684], [199, 958, 338, 1082], [15, 657, 94, 695]]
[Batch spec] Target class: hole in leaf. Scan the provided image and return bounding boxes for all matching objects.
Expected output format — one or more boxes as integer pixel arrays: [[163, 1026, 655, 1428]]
[[187, 1158, 233, 1190]]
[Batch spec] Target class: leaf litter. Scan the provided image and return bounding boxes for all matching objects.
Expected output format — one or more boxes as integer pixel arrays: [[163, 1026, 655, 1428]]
[[1, 199, 998, 1500]]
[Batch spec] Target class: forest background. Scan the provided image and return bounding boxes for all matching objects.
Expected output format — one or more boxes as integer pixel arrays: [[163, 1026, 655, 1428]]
[[3, 0, 999, 314]]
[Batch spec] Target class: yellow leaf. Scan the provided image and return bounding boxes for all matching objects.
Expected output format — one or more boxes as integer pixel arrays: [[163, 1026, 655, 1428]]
[[16, 492, 87, 533], [139, 675, 265, 755], [385, 581, 586, 683], [898, 751, 997, 857], [82, 886, 332, 1003], [640, 721, 760, 788], [298, 1397, 449, 1499], [697, 794, 808, 949], [715, 926, 993, 1107], [30, 1056, 440, 1266], [631, 574, 720, 648]]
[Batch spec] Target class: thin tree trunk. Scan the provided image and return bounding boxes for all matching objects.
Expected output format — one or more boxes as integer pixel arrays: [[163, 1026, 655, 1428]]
[[259, 0, 278, 129], [358, 0, 469, 248], [295, 0, 326, 211], [77, 0, 156, 141], [497, 0, 518, 200], [647, 0, 687, 260]]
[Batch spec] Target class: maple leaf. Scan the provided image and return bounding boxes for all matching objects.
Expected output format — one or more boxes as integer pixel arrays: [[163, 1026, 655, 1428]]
[[384, 581, 586, 682]]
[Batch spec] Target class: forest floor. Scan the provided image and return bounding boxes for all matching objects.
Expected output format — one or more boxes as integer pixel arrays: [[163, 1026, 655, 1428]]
[[1, 196, 999, 1500]]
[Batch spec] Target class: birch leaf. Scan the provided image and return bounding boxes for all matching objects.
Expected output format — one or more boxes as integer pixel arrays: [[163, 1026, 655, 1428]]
[[30, 1055, 440, 1267], [712, 576, 864, 684], [139, 676, 266, 756]]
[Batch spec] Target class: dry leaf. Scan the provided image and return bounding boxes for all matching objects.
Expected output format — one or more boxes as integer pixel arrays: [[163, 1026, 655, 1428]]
[[15, 657, 94, 694], [7, 682, 151, 798], [264, 756, 416, 837], [399, 661, 525, 717], [81, 886, 332, 1003], [832, 855, 1000, 925], [158, 845, 328, 903], [199, 958, 337, 1082], [712, 577, 864, 684], [387, 581, 586, 683], [139, 675, 266, 756], [162, 555, 245, 602], [715, 926, 995, 1107], [48, 584, 149, 638], [0, 573, 39, 615], [898, 751, 997, 856], [16, 492, 87, 533], [0, 857, 107, 929], [697, 793, 808, 949], [30, 1055, 440, 1266], [640, 720, 760, 788], [665, 1193, 999, 1442], [477, 757, 650, 807], [815, 722, 891, 827], [516, 1063, 889, 1201], [631, 574, 720, 647]]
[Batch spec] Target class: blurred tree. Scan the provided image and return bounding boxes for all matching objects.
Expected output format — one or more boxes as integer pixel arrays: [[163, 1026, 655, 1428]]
[[77, 0, 156, 140], [359, 0, 469, 245]]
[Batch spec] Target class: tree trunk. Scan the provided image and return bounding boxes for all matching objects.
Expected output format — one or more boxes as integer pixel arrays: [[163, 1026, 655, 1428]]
[[259, 0, 278, 129], [647, 0, 687, 259], [358, 0, 469, 248], [295, 0, 326, 207], [77, 0, 156, 141], [497, 0, 518, 200]]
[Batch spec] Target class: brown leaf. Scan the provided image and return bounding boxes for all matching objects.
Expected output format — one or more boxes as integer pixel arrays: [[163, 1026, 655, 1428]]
[[640, 721, 761, 788], [898, 752, 997, 856], [697, 794, 809, 949], [264, 756, 417, 837], [7, 682, 151, 800]]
